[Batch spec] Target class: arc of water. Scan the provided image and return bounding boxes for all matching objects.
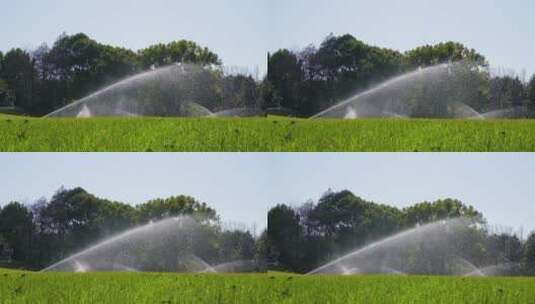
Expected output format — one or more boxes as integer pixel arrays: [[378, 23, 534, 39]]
[[41, 217, 183, 272], [45, 65, 180, 117], [310, 64, 449, 119], [307, 218, 465, 275]]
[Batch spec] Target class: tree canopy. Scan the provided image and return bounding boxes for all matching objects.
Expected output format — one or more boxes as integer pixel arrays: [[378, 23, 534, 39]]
[[266, 189, 533, 275], [0, 33, 222, 116], [0, 187, 261, 270], [264, 34, 534, 118]]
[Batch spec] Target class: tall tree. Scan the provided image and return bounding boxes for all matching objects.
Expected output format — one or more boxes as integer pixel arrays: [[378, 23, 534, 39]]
[[267, 204, 302, 271], [0, 202, 34, 262], [527, 75, 535, 115], [524, 233, 535, 275], [1, 49, 37, 112]]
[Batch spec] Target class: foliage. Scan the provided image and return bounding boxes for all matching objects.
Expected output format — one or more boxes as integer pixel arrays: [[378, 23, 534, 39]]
[[137, 196, 218, 223], [0, 33, 223, 116], [0, 203, 33, 262], [1, 49, 37, 113], [0, 187, 259, 270], [266, 190, 531, 274], [527, 75, 535, 114], [138, 40, 220, 69], [265, 34, 535, 118], [3, 32, 533, 118], [524, 233, 535, 274], [404, 41, 487, 67]]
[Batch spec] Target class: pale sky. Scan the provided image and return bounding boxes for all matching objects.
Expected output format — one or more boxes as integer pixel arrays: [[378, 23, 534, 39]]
[[0, 153, 534, 234], [1, 0, 535, 76]]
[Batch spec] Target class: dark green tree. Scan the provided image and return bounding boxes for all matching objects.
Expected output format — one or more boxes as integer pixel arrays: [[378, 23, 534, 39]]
[[527, 75, 535, 115], [404, 41, 486, 67], [403, 199, 484, 226], [524, 233, 535, 275], [1, 49, 37, 112], [138, 40, 220, 69], [136, 195, 218, 223], [267, 50, 303, 112], [0, 202, 34, 262], [267, 204, 302, 271]]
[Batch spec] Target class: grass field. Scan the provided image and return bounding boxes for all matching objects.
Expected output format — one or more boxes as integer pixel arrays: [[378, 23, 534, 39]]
[[2, 115, 535, 151], [1, 269, 534, 304]]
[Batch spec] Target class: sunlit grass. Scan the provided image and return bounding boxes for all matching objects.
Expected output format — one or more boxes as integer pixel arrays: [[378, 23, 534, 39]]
[[1, 116, 535, 151], [0, 269, 533, 303]]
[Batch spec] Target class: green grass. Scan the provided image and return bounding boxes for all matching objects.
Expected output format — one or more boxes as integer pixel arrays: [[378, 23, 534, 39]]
[[2, 115, 535, 151], [1, 269, 534, 304]]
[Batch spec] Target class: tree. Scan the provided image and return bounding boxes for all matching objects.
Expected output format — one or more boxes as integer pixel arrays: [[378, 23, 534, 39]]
[[267, 34, 404, 116], [1, 49, 37, 112], [0, 79, 14, 107], [527, 75, 535, 115], [37, 187, 135, 258], [138, 40, 220, 69], [403, 199, 484, 226], [43, 33, 139, 105], [220, 74, 259, 110], [43, 33, 103, 101], [524, 233, 535, 275], [267, 50, 303, 112], [404, 42, 486, 68], [219, 230, 256, 261], [267, 204, 302, 271], [136, 195, 218, 223], [489, 76, 525, 110], [0, 202, 34, 262]]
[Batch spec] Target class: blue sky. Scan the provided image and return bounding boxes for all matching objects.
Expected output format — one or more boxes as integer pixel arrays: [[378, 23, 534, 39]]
[[2, 0, 535, 76], [1, 153, 534, 234]]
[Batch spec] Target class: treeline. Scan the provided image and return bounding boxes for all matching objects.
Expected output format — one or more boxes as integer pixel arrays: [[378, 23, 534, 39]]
[[3, 32, 535, 118], [264, 34, 535, 117], [267, 190, 535, 274], [0, 33, 258, 116], [0, 187, 264, 270]]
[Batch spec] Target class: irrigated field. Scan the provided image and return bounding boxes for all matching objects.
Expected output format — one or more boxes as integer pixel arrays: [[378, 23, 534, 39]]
[[0, 269, 534, 304], [2, 115, 535, 152]]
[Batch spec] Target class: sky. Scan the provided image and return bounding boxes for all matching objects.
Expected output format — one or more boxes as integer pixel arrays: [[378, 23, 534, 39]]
[[1, 153, 534, 234], [1, 0, 535, 76]]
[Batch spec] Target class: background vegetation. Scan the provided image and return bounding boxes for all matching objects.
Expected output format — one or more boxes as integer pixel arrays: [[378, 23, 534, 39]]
[[2, 33, 535, 117], [0, 187, 262, 271], [265, 34, 535, 117], [267, 190, 535, 275]]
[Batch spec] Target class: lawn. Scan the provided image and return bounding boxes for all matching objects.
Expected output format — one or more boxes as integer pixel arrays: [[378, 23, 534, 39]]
[[0, 269, 534, 304], [2, 115, 535, 151]]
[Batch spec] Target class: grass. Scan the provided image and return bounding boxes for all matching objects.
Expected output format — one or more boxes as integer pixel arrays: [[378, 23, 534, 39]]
[[2, 115, 535, 151], [0, 269, 534, 304]]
